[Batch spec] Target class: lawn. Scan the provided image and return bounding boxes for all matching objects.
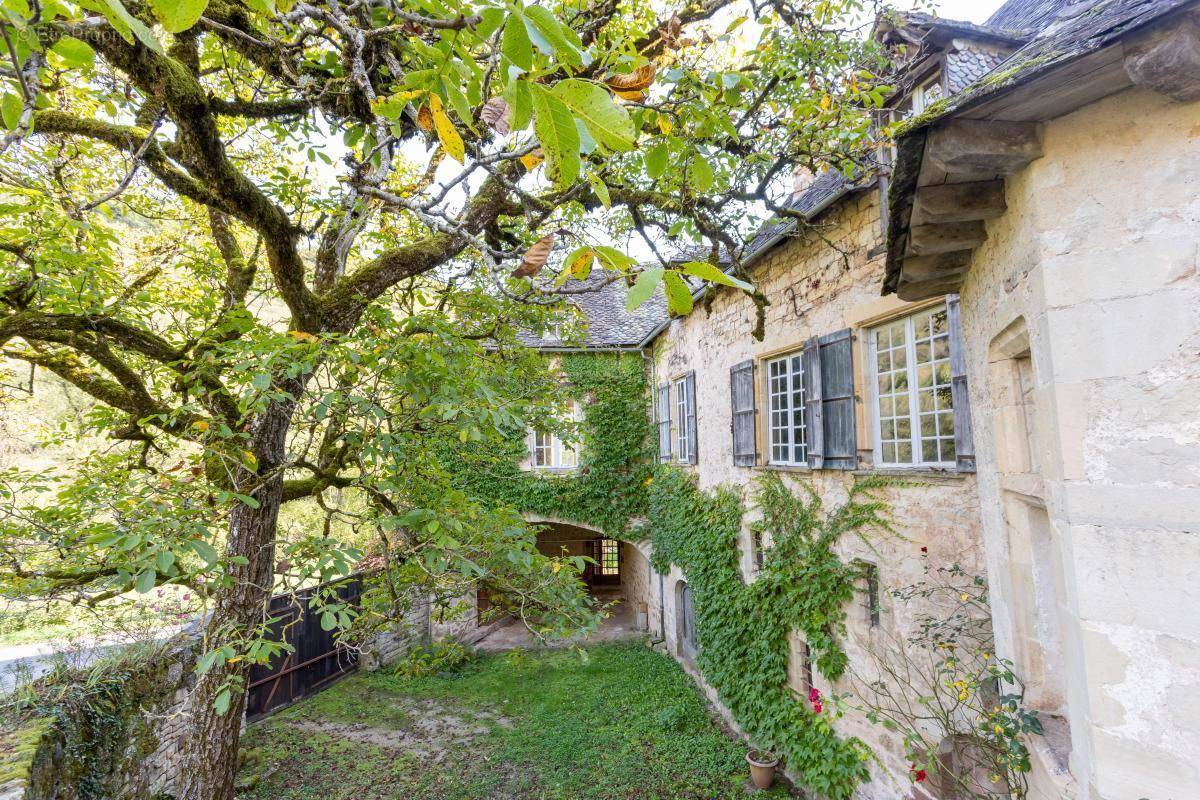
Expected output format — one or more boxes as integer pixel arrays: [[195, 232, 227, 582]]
[[237, 641, 796, 799]]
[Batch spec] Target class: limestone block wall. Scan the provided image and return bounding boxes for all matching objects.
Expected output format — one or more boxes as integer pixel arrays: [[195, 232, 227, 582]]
[[647, 189, 986, 796], [958, 85, 1200, 800]]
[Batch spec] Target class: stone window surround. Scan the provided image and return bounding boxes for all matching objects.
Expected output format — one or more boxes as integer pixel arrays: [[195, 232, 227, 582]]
[[764, 350, 808, 467], [527, 400, 580, 472]]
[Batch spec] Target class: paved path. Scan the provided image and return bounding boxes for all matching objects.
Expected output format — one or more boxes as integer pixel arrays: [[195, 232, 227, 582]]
[[475, 595, 640, 651]]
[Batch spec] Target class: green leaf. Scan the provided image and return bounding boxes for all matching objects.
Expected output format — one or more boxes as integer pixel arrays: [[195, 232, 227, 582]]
[[135, 568, 156, 594], [530, 84, 579, 188], [0, 93, 21, 130], [501, 12, 533, 72], [662, 271, 694, 315], [504, 79, 532, 131], [214, 687, 231, 715], [645, 142, 669, 179], [155, 548, 175, 573], [523, 5, 583, 67], [586, 172, 610, 208], [626, 268, 663, 310], [551, 79, 634, 152], [679, 260, 753, 292], [593, 245, 638, 271], [99, 0, 164, 54], [50, 36, 95, 68], [690, 156, 714, 191], [150, 0, 207, 33], [189, 538, 219, 565], [320, 611, 336, 631]]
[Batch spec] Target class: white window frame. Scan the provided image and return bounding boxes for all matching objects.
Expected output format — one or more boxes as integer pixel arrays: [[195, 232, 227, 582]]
[[765, 352, 806, 466], [868, 305, 956, 468], [673, 375, 691, 463], [530, 402, 579, 471]]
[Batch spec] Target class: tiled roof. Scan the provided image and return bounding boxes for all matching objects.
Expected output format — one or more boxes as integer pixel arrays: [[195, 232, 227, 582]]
[[986, 0, 1075, 33], [518, 272, 669, 349]]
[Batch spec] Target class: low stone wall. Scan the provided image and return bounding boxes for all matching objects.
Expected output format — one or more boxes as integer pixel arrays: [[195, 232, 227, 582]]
[[1, 637, 199, 800], [361, 599, 431, 670]]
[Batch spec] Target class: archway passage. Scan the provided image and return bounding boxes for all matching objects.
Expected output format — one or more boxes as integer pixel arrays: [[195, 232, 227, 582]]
[[475, 521, 653, 651]]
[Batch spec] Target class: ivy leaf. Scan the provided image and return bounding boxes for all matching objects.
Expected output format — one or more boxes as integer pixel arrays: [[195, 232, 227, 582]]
[[150, 0, 208, 33], [680, 260, 753, 292], [626, 268, 663, 310], [551, 79, 634, 152], [662, 271, 694, 315], [530, 84, 579, 187], [50, 36, 95, 68]]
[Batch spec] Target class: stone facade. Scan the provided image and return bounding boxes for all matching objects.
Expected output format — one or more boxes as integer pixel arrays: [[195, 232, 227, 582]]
[[640, 188, 988, 797], [956, 85, 1200, 800]]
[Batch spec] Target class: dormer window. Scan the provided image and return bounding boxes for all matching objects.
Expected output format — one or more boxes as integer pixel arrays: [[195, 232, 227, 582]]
[[893, 72, 944, 122]]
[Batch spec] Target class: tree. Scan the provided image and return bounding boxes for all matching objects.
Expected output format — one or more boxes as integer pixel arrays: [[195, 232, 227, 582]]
[[0, 0, 886, 796]]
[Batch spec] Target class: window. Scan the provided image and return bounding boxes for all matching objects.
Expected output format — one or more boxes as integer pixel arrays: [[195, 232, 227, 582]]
[[766, 353, 806, 465], [530, 402, 579, 470], [870, 305, 956, 467], [891, 71, 943, 123], [656, 384, 672, 462], [599, 538, 620, 576], [753, 529, 766, 571], [673, 374, 696, 464]]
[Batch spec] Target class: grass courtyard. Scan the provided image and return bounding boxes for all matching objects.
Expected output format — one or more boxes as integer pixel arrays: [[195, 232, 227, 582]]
[[236, 641, 796, 799]]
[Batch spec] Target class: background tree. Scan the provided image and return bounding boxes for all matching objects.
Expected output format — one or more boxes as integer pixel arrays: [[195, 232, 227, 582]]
[[0, 0, 887, 796]]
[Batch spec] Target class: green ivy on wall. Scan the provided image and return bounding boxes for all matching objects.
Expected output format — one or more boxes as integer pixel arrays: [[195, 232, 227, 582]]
[[450, 352, 653, 536], [648, 468, 896, 799]]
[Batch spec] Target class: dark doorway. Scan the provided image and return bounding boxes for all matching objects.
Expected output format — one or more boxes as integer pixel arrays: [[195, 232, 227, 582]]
[[677, 582, 697, 662], [585, 537, 621, 588]]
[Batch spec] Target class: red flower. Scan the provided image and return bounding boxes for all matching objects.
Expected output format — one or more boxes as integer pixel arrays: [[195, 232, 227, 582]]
[[915, 770, 927, 782], [811, 701, 823, 714], [808, 688, 821, 703], [909, 764, 927, 782], [920, 546, 928, 554]]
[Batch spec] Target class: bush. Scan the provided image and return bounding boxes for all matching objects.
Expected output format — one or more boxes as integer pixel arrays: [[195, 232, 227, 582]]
[[394, 640, 476, 678]]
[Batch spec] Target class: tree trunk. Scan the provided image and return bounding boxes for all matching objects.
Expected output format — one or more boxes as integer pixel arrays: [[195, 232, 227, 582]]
[[176, 395, 295, 800]]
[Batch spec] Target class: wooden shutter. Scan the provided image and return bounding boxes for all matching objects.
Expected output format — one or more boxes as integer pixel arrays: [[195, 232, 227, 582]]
[[803, 329, 858, 470], [946, 294, 976, 472], [802, 337, 824, 469], [684, 371, 698, 465], [730, 360, 756, 467], [656, 384, 672, 462]]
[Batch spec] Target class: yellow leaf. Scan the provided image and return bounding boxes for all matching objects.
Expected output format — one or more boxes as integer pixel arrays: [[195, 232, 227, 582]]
[[612, 89, 645, 102], [288, 330, 318, 343], [657, 115, 673, 135], [428, 94, 465, 163], [415, 105, 434, 132], [192, 420, 209, 432], [243, 451, 258, 470], [519, 148, 544, 171], [820, 93, 831, 110], [567, 247, 594, 277], [551, 561, 561, 573]]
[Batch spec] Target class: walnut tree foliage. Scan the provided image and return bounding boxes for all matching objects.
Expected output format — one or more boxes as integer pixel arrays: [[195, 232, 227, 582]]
[[0, 0, 887, 795]]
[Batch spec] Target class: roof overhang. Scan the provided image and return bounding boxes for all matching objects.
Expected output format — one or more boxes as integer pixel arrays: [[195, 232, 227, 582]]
[[883, 0, 1200, 299]]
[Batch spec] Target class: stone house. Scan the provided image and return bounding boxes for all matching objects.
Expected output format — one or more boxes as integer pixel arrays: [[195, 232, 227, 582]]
[[489, 0, 1200, 797]]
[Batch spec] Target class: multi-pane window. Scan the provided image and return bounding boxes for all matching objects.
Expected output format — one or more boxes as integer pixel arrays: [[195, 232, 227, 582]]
[[599, 538, 620, 576], [766, 353, 806, 465], [530, 403, 578, 470], [674, 376, 691, 462], [871, 305, 955, 467]]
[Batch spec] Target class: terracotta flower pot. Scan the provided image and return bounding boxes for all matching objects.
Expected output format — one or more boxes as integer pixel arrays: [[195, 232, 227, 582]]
[[746, 749, 780, 789]]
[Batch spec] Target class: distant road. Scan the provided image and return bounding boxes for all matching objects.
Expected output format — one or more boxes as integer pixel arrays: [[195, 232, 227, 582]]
[[0, 639, 128, 693]]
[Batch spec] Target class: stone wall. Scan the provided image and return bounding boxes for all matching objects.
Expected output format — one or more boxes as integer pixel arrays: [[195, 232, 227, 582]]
[[646, 187, 987, 797], [958, 85, 1200, 800], [3, 638, 200, 800]]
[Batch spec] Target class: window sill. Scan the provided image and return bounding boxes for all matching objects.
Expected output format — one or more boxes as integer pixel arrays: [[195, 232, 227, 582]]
[[530, 467, 580, 475], [852, 467, 968, 483], [758, 463, 812, 474]]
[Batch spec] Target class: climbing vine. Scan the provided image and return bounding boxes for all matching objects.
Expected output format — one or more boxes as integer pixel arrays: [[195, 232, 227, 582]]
[[449, 352, 653, 536], [648, 468, 896, 799]]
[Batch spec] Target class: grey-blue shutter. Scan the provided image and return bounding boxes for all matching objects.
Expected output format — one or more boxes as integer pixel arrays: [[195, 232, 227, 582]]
[[730, 360, 756, 467], [684, 371, 698, 465], [803, 329, 857, 470], [817, 328, 857, 470], [946, 294, 976, 472], [657, 384, 672, 462], [802, 337, 824, 469]]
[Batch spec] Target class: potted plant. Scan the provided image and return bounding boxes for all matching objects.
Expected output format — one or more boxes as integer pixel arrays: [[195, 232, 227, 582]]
[[746, 747, 780, 789]]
